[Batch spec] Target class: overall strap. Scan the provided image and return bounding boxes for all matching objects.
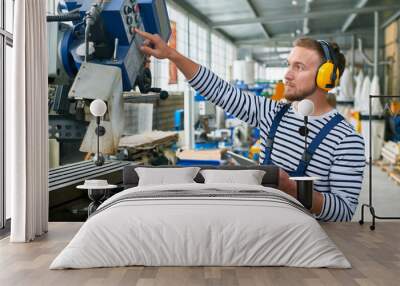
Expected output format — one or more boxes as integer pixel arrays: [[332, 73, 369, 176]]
[[262, 104, 291, 165], [292, 113, 344, 177]]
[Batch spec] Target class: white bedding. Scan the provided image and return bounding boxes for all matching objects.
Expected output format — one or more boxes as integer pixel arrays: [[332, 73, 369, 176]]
[[50, 183, 351, 269]]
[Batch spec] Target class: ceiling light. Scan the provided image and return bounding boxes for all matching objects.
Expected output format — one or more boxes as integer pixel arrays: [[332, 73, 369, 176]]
[[292, 0, 298, 6]]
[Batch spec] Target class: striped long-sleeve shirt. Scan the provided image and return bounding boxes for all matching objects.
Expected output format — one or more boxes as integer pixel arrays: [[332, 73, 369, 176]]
[[188, 66, 366, 222]]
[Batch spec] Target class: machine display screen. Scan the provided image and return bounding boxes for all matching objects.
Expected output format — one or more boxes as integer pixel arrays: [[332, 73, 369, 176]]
[[154, 0, 171, 42], [138, 0, 171, 42]]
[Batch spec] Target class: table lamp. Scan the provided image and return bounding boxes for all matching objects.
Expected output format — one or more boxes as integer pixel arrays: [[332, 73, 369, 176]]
[[298, 99, 314, 150], [90, 99, 107, 166], [293, 99, 315, 209]]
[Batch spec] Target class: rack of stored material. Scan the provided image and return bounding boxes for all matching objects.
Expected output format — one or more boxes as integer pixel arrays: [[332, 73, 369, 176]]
[[123, 91, 184, 131], [360, 94, 400, 230]]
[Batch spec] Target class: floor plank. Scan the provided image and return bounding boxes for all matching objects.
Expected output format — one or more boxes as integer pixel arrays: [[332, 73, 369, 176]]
[[0, 222, 399, 286]]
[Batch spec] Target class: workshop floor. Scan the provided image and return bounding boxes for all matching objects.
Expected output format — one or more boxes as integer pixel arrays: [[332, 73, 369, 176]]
[[1, 222, 400, 286], [0, 165, 399, 285], [354, 165, 400, 223]]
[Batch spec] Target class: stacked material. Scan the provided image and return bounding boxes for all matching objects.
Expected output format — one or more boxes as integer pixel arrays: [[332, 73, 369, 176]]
[[370, 75, 384, 115], [355, 72, 383, 114], [124, 103, 153, 135], [176, 149, 226, 162], [119, 131, 178, 149], [118, 130, 178, 161], [380, 141, 400, 185], [359, 74, 385, 162], [354, 70, 364, 111], [359, 75, 371, 114], [337, 68, 354, 101], [381, 141, 400, 165]]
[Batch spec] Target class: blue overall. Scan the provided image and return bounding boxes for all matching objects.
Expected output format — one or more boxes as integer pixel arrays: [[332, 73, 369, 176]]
[[262, 104, 344, 177]]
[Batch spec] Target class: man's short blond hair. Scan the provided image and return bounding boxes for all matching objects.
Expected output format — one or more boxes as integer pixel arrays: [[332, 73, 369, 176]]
[[293, 37, 346, 78]]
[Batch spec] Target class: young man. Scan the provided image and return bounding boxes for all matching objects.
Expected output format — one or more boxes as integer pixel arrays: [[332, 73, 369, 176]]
[[134, 28, 366, 222]]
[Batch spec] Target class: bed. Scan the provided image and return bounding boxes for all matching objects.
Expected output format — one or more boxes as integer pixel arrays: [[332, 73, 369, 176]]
[[50, 165, 350, 269]]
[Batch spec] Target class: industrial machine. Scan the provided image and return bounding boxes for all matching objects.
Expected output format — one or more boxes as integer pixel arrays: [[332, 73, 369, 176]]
[[47, 0, 171, 163], [46, 0, 172, 221]]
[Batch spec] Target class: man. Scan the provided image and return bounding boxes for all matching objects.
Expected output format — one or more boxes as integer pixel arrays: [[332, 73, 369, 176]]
[[134, 28, 366, 222]]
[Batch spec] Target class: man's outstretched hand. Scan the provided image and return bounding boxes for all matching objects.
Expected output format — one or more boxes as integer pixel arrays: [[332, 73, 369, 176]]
[[134, 28, 175, 60], [133, 28, 199, 80]]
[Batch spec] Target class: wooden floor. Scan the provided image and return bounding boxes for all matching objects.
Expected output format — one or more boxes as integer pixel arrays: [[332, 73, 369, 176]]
[[0, 222, 399, 286]]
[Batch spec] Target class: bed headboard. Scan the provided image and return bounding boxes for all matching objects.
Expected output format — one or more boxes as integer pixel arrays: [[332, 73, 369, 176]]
[[122, 165, 280, 189]]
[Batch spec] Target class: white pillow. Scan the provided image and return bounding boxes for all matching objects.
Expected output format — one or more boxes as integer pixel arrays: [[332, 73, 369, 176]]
[[200, 169, 265, 185], [136, 167, 200, 186]]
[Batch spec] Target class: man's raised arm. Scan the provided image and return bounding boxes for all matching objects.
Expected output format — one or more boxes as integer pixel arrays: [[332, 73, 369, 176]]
[[134, 28, 277, 127]]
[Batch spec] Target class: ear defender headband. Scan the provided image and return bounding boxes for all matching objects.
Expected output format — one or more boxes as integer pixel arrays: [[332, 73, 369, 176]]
[[316, 40, 340, 92]]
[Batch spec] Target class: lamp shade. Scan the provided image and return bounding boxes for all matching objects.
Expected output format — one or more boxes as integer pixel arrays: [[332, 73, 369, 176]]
[[298, 99, 314, 117], [90, 99, 107, 117]]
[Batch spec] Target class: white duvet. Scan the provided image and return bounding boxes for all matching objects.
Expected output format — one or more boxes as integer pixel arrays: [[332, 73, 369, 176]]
[[50, 183, 351, 269]]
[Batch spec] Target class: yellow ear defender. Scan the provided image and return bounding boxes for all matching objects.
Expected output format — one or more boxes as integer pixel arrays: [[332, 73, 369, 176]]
[[316, 40, 340, 92]]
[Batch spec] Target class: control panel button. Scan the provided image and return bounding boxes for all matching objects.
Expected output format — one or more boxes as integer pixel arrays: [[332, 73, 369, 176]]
[[124, 5, 133, 15], [126, 15, 133, 25]]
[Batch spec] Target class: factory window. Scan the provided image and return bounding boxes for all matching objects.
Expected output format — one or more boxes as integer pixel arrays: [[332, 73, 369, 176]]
[[150, 3, 236, 92], [188, 19, 208, 67], [189, 19, 199, 62], [4, 0, 12, 33], [211, 33, 236, 82], [254, 64, 287, 82], [211, 33, 224, 79], [151, 3, 189, 92], [1, 0, 14, 230], [225, 41, 236, 81], [197, 25, 208, 67], [265, 67, 287, 81]]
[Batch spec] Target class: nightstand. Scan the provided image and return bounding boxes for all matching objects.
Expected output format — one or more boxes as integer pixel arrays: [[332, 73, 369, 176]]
[[77, 181, 117, 216]]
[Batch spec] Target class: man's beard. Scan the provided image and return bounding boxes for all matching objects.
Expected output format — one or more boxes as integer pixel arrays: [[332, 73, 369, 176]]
[[284, 84, 317, 102]]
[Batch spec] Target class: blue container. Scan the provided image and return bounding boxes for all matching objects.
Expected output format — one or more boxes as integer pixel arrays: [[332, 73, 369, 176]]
[[176, 159, 221, 166], [194, 141, 219, 150], [174, 109, 184, 131]]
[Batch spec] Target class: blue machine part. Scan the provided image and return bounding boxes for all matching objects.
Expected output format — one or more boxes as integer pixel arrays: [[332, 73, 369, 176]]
[[61, 0, 83, 12], [79, 0, 138, 46], [69, 39, 143, 90], [176, 159, 221, 166], [58, 1, 84, 25], [66, 0, 171, 91], [251, 127, 260, 140], [60, 29, 78, 78], [174, 109, 184, 131], [194, 91, 206, 102], [234, 80, 248, 90], [225, 113, 236, 120], [138, 0, 171, 42], [234, 80, 268, 96], [248, 86, 264, 96], [194, 141, 219, 150], [390, 116, 400, 141]]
